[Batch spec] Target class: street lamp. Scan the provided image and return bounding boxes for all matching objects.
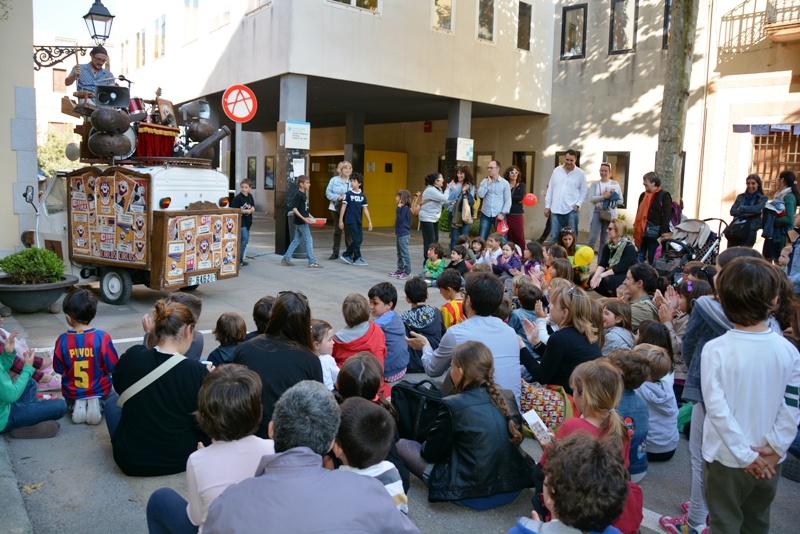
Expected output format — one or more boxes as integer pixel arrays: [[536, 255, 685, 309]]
[[33, 0, 115, 70]]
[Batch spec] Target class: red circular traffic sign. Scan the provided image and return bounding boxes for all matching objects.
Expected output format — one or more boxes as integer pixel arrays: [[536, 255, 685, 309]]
[[222, 84, 258, 123]]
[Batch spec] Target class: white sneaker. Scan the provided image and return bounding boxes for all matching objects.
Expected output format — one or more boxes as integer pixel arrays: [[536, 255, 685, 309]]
[[85, 398, 102, 425], [72, 399, 87, 424]]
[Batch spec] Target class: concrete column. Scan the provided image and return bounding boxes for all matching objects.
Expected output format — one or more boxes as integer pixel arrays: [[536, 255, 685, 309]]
[[444, 100, 472, 181], [345, 112, 365, 175], [275, 74, 308, 255]]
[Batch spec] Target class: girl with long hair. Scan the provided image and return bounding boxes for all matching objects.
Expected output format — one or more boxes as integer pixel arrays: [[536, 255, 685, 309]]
[[505, 165, 526, 247], [397, 341, 536, 509], [447, 165, 475, 247]]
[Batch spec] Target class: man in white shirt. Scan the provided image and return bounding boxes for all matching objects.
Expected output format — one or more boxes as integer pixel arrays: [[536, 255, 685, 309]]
[[544, 149, 588, 242]]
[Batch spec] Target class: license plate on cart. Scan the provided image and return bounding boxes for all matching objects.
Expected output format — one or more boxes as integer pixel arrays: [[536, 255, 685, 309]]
[[188, 273, 217, 285]]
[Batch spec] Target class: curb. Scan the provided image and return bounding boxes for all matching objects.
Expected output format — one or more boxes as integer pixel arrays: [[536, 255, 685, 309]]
[[0, 437, 34, 534]]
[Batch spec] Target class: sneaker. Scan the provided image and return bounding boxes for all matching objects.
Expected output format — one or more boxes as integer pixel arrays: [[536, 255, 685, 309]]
[[308, 263, 323, 269], [329, 253, 339, 260], [9, 421, 60, 439], [72, 399, 88, 424], [396, 272, 409, 280], [281, 258, 295, 266], [389, 270, 400, 277], [38, 373, 62, 392], [680, 502, 709, 525], [85, 398, 102, 425], [353, 259, 368, 266], [340, 255, 353, 265], [240, 260, 249, 266], [659, 513, 707, 534]]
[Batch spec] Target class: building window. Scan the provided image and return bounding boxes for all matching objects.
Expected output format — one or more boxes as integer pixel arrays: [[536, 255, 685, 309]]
[[433, 0, 453, 32], [154, 15, 166, 59], [663, 0, 671, 49], [518, 1, 532, 51], [751, 131, 800, 196], [119, 40, 128, 76], [184, 0, 199, 44], [53, 69, 66, 93], [329, 0, 380, 12], [561, 5, 587, 59], [609, 0, 638, 54], [477, 0, 495, 41], [136, 29, 146, 68]]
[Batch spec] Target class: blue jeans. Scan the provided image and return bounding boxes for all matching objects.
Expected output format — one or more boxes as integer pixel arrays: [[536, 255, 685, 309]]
[[343, 223, 363, 261], [639, 236, 660, 264], [240, 225, 250, 262], [104, 393, 122, 437], [146, 488, 198, 534], [549, 210, 579, 242], [283, 223, 316, 264], [396, 234, 411, 274], [449, 213, 471, 248], [2, 379, 66, 433], [479, 213, 498, 240]]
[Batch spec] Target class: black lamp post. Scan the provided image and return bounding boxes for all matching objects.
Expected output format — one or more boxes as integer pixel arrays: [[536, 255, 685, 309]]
[[33, 0, 115, 70]]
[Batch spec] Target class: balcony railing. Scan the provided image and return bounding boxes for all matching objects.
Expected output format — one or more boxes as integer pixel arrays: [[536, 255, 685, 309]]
[[766, 0, 800, 24]]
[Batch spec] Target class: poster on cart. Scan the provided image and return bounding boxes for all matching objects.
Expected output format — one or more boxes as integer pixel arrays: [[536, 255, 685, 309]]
[[162, 213, 239, 287]]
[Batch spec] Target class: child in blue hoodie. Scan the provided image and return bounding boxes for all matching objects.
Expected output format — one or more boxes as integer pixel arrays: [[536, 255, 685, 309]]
[[368, 282, 409, 383]]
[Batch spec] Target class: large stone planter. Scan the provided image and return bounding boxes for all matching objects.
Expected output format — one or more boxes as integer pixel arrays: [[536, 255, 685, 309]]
[[0, 275, 79, 314]]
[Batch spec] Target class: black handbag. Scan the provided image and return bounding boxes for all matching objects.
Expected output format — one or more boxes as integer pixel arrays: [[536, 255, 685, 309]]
[[390, 379, 445, 442], [644, 221, 661, 240], [724, 219, 750, 241]]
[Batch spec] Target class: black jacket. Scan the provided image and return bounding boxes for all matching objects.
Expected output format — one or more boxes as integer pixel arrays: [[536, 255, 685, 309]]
[[638, 189, 673, 235], [422, 386, 536, 502]]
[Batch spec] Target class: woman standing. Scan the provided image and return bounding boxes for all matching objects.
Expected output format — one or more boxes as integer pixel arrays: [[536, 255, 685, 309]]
[[108, 300, 210, 476], [725, 174, 767, 248], [505, 165, 526, 248], [447, 165, 475, 248], [589, 218, 638, 297], [633, 172, 672, 264], [763, 170, 798, 262], [418, 172, 448, 264], [325, 161, 353, 260], [397, 341, 536, 509], [588, 162, 623, 253]]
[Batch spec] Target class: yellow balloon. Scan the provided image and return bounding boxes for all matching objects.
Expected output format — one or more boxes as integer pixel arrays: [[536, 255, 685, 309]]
[[574, 246, 595, 268]]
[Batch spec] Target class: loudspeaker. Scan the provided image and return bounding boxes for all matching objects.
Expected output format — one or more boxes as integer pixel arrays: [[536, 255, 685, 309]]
[[96, 85, 130, 108]]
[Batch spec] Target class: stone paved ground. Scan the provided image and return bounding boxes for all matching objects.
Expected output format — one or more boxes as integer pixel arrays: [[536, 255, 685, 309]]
[[2, 214, 798, 533]]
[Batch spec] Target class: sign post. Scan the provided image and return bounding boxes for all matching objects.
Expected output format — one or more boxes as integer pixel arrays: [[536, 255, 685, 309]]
[[222, 84, 258, 190]]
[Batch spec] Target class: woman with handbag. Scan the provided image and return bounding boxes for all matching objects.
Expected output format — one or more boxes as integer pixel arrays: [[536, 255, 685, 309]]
[[419, 172, 449, 264], [725, 174, 767, 248], [108, 299, 210, 476], [505, 165, 526, 248], [447, 165, 475, 248], [763, 170, 799, 262], [588, 162, 623, 254], [396, 341, 536, 509], [633, 171, 672, 264]]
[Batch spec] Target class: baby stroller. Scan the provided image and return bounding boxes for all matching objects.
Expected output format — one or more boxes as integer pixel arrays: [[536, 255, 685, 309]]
[[653, 218, 727, 284]]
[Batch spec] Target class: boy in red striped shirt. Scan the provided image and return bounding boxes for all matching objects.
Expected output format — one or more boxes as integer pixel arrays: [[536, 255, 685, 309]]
[[53, 288, 119, 425]]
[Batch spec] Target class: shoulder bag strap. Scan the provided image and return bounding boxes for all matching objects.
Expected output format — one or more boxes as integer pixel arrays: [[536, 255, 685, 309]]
[[117, 353, 186, 408]]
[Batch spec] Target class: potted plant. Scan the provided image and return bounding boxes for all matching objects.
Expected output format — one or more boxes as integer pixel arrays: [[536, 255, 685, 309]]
[[0, 247, 78, 314]]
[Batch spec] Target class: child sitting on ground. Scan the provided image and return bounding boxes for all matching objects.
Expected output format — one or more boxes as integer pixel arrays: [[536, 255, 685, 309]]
[[602, 298, 635, 356], [480, 233, 503, 266], [311, 319, 339, 391], [633, 343, 678, 462], [208, 312, 247, 366], [456, 235, 476, 264], [335, 352, 410, 492], [400, 277, 444, 374], [493, 241, 522, 282], [607, 348, 652, 483], [509, 284, 543, 352], [779, 245, 792, 270], [334, 397, 409, 514], [146, 364, 275, 533], [437, 268, 466, 330], [332, 293, 388, 397], [446, 245, 471, 276], [244, 295, 275, 341], [2, 331, 60, 392], [53, 288, 119, 425], [421, 242, 447, 284], [471, 236, 488, 264], [509, 432, 629, 534], [368, 282, 409, 383]]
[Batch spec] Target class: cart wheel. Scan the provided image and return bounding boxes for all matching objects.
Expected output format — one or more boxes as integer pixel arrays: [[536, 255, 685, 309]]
[[100, 268, 133, 305], [180, 285, 199, 292]]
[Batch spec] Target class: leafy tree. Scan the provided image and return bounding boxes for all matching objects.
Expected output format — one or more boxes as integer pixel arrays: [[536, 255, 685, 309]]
[[38, 126, 78, 179]]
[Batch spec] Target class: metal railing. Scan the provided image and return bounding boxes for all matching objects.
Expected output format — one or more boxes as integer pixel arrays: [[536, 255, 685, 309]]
[[766, 0, 800, 24]]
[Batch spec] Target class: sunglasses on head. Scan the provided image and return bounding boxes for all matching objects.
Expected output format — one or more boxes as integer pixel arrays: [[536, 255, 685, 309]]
[[560, 227, 574, 235]]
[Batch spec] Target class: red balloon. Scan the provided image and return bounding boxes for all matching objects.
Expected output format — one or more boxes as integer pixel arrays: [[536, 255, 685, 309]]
[[522, 193, 538, 207]]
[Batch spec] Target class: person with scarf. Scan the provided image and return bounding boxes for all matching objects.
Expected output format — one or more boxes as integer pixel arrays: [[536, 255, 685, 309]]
[[763, 170, 799, 262], [633, 172, 672, 264], [589, 218, 637, 297], [726, 174, 767, 248]]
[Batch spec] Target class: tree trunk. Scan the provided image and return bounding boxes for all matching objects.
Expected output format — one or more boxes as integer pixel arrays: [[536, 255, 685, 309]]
[[655, 0, 700, 198]]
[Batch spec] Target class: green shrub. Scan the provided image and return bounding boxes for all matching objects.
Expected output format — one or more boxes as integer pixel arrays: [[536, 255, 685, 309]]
[[0, 247, 65, 285]]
